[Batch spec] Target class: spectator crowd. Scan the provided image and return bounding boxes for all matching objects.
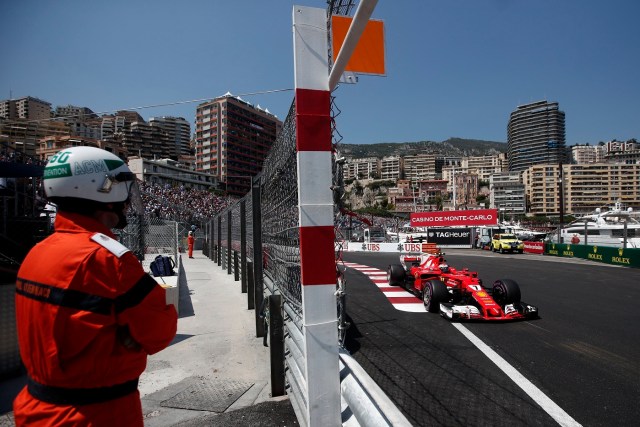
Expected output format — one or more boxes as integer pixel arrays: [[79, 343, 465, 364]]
[[139, 182, 232, 223]]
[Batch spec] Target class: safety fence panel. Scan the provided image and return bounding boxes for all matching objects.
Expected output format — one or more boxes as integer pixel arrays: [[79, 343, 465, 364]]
[[118, 216, 179, 272]]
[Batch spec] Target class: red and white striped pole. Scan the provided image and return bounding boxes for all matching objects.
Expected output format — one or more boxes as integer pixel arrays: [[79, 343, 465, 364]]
[[293, 6, 341, 426]]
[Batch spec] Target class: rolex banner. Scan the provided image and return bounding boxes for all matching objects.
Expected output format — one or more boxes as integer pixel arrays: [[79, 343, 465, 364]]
[[545, 243, 640, 269]]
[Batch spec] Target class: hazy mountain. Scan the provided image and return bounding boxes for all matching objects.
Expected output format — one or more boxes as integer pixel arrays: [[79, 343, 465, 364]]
[[338, 138, 507, 158]]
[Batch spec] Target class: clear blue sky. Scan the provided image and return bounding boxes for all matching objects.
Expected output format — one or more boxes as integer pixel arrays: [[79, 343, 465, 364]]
[[2, 0, 639, 145]]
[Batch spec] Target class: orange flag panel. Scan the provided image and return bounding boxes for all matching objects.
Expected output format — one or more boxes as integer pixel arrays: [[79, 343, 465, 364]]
[[331, 15, 386, 75]]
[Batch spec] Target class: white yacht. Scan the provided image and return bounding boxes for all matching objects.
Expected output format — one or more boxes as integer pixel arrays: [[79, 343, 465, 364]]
[[558, 203, 640, 248], [501, 222, 548, 241]]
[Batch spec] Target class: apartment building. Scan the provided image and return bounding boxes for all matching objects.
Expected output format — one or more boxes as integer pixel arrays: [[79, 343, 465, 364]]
[[387, 180, 414, 212], [37, 135, 127, 162], [149, 116, 192, 159], [128, 157, 217, 191], [571, 144, 604, 164], [1, 119, 68, 158], [54, 105, 97, 121], [194, 94, 282, 196], [440, 158, 464, 194], [417, 179, 447, 210], [403, 154, 438, 181], [0, 96, 51, 121], [344, 157, 379, 181], [508, 100, 566, 172], [522, 163, 640, 215], [379, 155, 402, 180], [100, 114, 126, 141], [604, 140, 640, 164], [461, 153, 507, 181], [490, 172, 526, 216], [452, 173, 479, 210]]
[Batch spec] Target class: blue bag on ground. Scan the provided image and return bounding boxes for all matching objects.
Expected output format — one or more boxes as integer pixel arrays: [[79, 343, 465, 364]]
[[150, 255, 176, 276]]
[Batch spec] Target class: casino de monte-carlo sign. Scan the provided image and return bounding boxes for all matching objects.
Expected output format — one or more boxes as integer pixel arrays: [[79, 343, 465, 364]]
[[410, 209, 498, 228]]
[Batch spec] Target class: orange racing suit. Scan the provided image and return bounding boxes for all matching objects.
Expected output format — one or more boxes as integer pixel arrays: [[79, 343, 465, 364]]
[[187, 234, 194, 258], [13, 211, 177, 426]]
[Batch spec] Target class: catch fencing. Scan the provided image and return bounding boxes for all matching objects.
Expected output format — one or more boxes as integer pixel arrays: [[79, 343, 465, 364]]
[[203, 5, 409, 426], [116, 216, 180, 272], [204, 100, 302, 409], [203, 102, 410, 426]]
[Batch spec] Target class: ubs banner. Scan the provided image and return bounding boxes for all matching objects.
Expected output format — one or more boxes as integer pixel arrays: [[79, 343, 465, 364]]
[[426, 228, 472, 247]]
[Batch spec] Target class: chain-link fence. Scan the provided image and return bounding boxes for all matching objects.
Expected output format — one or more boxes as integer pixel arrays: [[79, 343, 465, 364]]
[[116, 216, 179, 272], [205, 100, 300, 307], [259, 101, 302, 312]]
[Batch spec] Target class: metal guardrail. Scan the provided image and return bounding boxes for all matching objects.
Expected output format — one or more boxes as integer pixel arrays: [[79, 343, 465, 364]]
[[207, 238, 411, 427], [339, 349, 412, 426]]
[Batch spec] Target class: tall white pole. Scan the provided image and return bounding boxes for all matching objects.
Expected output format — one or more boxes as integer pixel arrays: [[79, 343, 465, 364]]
[[293, 6, 340, 426]]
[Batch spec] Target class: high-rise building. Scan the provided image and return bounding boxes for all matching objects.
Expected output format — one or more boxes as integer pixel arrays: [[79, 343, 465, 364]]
[[0, 96, 51, 121], [507, 100, 566, 172], [194, 94, 282, 195], [149, 116, 191, 159]]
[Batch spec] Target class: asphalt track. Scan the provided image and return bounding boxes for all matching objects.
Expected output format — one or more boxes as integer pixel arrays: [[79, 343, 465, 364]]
[[341, 249, 640, 427]]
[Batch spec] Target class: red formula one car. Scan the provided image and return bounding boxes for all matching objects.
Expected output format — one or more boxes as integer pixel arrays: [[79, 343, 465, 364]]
[[387, 251, 538, 321]]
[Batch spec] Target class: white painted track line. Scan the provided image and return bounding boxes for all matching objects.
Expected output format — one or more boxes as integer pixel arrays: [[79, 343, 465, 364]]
[[452, 323, 582, 427]]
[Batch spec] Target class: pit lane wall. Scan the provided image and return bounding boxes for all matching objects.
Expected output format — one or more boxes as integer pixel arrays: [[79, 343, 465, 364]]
[[545, 243, 640, 268]]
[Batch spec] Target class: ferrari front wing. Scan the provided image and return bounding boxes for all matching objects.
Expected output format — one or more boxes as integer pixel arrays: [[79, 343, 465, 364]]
[[440, 301, 538, 321]]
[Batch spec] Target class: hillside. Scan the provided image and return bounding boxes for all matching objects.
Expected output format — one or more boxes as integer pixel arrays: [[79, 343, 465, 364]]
[[338, 138, 507, 158]]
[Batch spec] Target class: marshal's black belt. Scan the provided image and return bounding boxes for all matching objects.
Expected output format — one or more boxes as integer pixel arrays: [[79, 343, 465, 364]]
[[27, 377, 139, 405]]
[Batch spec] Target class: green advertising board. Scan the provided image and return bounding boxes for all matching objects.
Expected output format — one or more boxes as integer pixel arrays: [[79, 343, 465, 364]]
[[545, 243, 640, 268]]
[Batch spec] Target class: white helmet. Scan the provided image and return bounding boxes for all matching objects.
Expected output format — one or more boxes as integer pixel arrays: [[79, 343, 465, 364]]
[[439, 263, 450, 273], [43, 146, 136, 203]]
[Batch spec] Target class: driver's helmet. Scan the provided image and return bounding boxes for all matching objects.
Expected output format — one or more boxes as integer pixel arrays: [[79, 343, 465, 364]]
[[439, 263, 450, 273], [43, 146, 139, 204]]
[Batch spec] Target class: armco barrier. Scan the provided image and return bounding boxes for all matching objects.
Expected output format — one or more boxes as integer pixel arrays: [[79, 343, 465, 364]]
[[545, 242, 640, 268]]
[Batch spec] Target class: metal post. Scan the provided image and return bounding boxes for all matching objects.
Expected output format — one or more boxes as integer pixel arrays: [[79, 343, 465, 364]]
[[233, 251, 239, 281], [227, 210, 232, 274], [269, 294, 285, 397], [240, 200, 247, 293], [217, 216, 222, 266], [584, 222, 588, 246], [247, 261, 255, 310], [252, 178, 265, 337], [558, 162, 565, 244]]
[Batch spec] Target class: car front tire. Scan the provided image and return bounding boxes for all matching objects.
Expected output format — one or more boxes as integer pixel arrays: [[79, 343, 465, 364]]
[[423, 279, 447, 313], [492, 279, 521, 305]]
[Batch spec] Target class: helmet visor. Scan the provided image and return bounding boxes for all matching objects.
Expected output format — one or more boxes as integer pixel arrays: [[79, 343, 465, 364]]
[[126, 179, 144, 217], [100, 172, 144, 217]]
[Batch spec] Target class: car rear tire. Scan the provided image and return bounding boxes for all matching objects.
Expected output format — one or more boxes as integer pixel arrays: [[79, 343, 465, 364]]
[[423, 279, 447, 313], [387, 264, 405, 286], [492, 279, 521, 305]]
